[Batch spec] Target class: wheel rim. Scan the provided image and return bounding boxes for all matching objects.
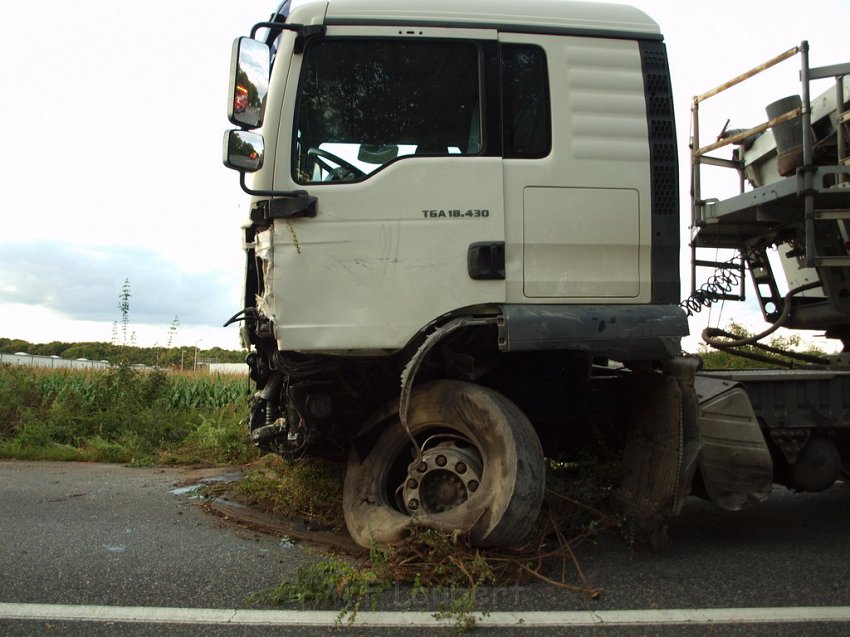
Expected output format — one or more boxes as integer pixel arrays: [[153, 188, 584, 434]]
[[343, 380, 545, 548], [399, 434, 483, 515]]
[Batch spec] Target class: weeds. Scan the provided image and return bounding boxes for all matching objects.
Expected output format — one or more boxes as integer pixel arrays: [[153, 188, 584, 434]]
[[234, 455, 346, 530], [163, 405, 259, 465], [0, 363, 254, 464], [432, 590, 485, 634], [249, 536, 487, 632], [247, 456, 620, 634], [249, 552, 391, 623]]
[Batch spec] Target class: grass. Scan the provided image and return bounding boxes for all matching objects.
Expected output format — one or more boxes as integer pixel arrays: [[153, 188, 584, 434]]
[[0, 363, 257, 465], [234, 455, 346, 530]]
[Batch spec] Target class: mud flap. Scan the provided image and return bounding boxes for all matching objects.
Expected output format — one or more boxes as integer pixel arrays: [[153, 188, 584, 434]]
[[614, 360, 701, 545], [694, 375, 772, 510]]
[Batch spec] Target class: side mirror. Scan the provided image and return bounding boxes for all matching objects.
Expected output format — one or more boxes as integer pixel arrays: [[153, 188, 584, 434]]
[[227, 37, 270, 128], [223, 130, 264, 172]]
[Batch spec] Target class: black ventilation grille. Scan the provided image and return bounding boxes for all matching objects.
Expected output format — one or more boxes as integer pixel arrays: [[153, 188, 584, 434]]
[[640, 40, 680, 305]]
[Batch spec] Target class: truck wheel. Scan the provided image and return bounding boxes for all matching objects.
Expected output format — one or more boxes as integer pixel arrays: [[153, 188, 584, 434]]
[[343, 380, 545, 548]]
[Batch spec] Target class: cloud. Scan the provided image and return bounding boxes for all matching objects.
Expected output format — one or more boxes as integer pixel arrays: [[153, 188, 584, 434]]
[[0, 240, 241, 327]]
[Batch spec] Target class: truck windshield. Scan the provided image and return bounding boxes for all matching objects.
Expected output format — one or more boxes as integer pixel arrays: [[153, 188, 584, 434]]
[[294, 39, 481, 183]]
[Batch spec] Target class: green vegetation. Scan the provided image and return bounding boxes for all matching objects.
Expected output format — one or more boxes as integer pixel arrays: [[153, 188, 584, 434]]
[[0, 363, 256, 465], [234, 455, 346, 530], [250, 552, 391, 624], [249, 530, 500, 633], [244, 455, 613, 632], [0, 338, 246, 368], [697, 320, 827, 369]]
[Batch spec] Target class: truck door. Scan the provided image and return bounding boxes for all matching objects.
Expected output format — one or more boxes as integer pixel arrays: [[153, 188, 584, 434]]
[[500, 33, 653, 303], [266, 28, 506, 353]]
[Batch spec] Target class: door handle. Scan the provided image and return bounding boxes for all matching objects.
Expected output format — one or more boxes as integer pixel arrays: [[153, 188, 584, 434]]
[[467, 242, 505, 280]]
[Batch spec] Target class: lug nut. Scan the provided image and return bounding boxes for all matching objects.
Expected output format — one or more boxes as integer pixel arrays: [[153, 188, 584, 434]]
[[436, 454, 447, 467], [468, 480, 479, 492], [408, 499, 420, 511], [417, 462, 428, 473], [455, 462, 467, 474], [406, 478, 418, 489]]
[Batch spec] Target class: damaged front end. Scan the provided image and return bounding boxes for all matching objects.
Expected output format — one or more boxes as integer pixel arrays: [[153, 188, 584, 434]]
[[237, 224, 317, 458], [243, 350, 399, 460], [246, 368, 321, 458], [233, 222, 400, 460]]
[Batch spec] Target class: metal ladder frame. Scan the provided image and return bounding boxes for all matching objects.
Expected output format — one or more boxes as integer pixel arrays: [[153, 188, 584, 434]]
[[690, 42, 850, 306]]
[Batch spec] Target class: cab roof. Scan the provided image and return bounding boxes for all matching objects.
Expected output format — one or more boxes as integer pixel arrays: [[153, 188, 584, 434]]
[[291, 0, 661, 40]]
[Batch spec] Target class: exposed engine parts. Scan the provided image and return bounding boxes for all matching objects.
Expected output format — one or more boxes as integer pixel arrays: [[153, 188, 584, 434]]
[[248, 397, 309, 458]]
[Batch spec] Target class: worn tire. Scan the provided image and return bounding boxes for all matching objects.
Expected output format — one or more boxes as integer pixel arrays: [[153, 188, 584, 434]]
[[343, 380, 545, 548]]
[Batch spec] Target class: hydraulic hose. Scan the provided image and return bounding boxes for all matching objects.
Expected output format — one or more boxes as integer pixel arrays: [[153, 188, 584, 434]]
[[702, 281, 821, 348]]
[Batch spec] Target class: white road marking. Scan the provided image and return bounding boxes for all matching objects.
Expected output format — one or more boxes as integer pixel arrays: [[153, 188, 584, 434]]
[[2, 603, 850, 627]]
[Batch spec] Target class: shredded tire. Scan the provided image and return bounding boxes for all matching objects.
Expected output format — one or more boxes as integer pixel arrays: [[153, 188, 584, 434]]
[[343, 380, 545, 548]]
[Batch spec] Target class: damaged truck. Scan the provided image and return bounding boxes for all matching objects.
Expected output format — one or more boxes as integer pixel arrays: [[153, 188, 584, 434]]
[[222, 0, 850, 548]]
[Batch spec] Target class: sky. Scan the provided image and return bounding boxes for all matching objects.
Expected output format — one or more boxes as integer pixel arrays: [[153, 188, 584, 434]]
[[1, 0, 848, 353]]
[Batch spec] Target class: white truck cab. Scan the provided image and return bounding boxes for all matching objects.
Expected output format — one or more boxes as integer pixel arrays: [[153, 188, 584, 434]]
[[223, 0, 689, 548]]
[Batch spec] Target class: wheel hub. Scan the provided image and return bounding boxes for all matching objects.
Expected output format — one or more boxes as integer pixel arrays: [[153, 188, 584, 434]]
[[402, 437, 483, 514]]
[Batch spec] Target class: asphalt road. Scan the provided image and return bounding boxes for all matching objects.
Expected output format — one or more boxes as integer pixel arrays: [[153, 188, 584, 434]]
[[1, 460, 849, 636]]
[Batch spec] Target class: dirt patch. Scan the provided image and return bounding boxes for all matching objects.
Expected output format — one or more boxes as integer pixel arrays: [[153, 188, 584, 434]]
[[170, 463, 362, 556], [167, 464, 242, 487], [201, 496, 365, 556]]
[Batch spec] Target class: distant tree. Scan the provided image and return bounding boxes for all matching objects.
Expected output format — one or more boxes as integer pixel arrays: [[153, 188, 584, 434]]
[[119, 278, 132, 346], [0, 338, 246, 367], [0, 339, 32, 354], [29, 341, 69, 357], [166, 315, 180, 348]]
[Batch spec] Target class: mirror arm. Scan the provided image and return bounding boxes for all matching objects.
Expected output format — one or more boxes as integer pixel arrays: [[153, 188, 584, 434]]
[[239, 174, 318, 219], [249, 22, 326, 52], [248, 192, 318, 223]]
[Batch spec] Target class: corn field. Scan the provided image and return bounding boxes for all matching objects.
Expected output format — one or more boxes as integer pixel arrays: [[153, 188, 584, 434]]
[[160, 372, 251, 409], [0, 363, 256, 464]]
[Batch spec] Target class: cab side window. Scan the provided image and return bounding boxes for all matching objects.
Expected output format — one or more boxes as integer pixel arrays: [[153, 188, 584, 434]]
[[502, 44, 551, 159], [294, 39, 481, 183]]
